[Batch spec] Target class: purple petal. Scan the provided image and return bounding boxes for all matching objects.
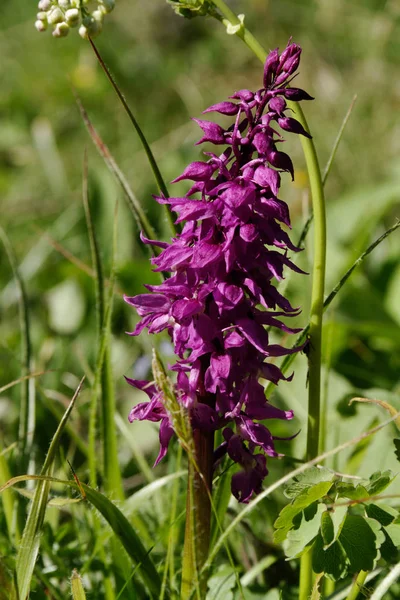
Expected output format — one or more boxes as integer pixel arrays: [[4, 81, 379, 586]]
[[171, 161, 215, 183], [278, 117, 311, 138], [193, 118, 226, 145], [203, 101, 239, 116], [154, 418, 174, 466]]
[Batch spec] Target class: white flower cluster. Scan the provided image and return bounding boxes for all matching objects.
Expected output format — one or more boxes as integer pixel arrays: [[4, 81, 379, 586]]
[[35, 0, 115, 39]]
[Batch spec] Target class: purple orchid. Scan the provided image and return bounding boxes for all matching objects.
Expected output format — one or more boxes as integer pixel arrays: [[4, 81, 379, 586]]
[[125, 41, 311, 503]]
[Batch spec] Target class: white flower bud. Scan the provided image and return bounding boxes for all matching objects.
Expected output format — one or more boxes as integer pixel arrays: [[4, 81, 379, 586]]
[[65, 8, 79, 26], [92, 9, 104, 24], [35, 19, 48, 32], [52, 21, 70, 37], [36, 11, 48, 21], [38, 0, 52, 10], [99, 0, 115, 14], [58, 0, 70, 8], [48, 7, 64, 24], [79, 24, 88, 39]]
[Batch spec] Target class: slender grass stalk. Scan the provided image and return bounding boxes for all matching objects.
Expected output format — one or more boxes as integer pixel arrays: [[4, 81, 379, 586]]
[[0, 227, 33, 471], [76, 95, 159, 251], [369, 563, 400, 600], [88, 38, 176, 236], [345, 571, 368, 600], [297, 94, 357, 248]]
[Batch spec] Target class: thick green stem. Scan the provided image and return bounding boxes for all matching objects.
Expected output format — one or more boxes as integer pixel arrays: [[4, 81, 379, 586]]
[[209, 1, 327, 595], [346, 570, 368, 600], [181, 428, 214, 599], [299, 550, 313, 600]]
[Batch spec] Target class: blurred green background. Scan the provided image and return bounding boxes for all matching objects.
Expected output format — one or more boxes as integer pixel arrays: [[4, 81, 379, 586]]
[[1, 0, 400, 494]]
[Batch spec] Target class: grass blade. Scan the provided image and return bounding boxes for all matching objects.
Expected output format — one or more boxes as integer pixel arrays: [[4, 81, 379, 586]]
[[297, 95, 358, 248], [0, 226, 33, 472], [75, 95, 158, 251], [322, 95, 358, 186], [2, 474, 162, 599], [366, 563, 400, 600], [88, 38, 176, 237], [13, 376, 85, 600]]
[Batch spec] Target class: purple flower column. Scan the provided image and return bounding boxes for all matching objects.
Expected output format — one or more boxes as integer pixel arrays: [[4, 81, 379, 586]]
[[125, 41, 312, 589]]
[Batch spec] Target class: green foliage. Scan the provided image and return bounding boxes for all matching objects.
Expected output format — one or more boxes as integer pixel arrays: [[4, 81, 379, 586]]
[[275, 468, 400, 582]]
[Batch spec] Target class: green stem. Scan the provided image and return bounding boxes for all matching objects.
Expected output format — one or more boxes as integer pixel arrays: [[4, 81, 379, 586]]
[[88, 38, 176, 236], [346, 570, 368, 600], [181, 428, 214, 599], [299, 549, 313, 600]]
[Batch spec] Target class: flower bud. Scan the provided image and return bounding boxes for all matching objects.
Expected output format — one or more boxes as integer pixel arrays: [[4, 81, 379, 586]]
[[78, 24, 88, 39], [38, 0, 52, 10], [65, 8, 79, 26], [52, 21, 70, 37], [35, 19, 48, 32], [99, 0, 115, 13], [58, 0, 71, 8], [48, 7, 64, 24], [70, 0, 80, 6], [92, 9, 104, 24], [36, 11, 48, 21]]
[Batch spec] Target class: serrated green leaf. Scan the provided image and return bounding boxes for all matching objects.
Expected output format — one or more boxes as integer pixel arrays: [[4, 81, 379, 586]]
[[384, 523, 400, 547], [339, 515, 384, 572], [365, 503, 398, 526], [312, 534, 348, 580], [274, 481, 333, 543], [394, 439, 400, 462], [336, 483, 369, 500], [367, 471, 394, 496], [284, 503, 325, 559], [321, 505, 348, 549], [206, 565, 235, 600], [284, 467, 333, 499], [380, 530, 399, 562]]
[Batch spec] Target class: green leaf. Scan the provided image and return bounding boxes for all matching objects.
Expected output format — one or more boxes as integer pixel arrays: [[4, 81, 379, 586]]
[[367, 471, 394, 496], [336, 482, 369, 500], [284, 503, 326, 559], [384, 523, 400, 547], [206, 565, 236, 600], [339, 515, 384, 572], [321, 505, 348, 549], [312, 535, 348, 580], [284, 467, 333, 499], [13, 378, 84, 600], [0, 558, 13, 600], [365, 503, 398, 526], [80, 483, 161, 598], [394, 439, 400, 463], [274, 481, 333, 544]]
